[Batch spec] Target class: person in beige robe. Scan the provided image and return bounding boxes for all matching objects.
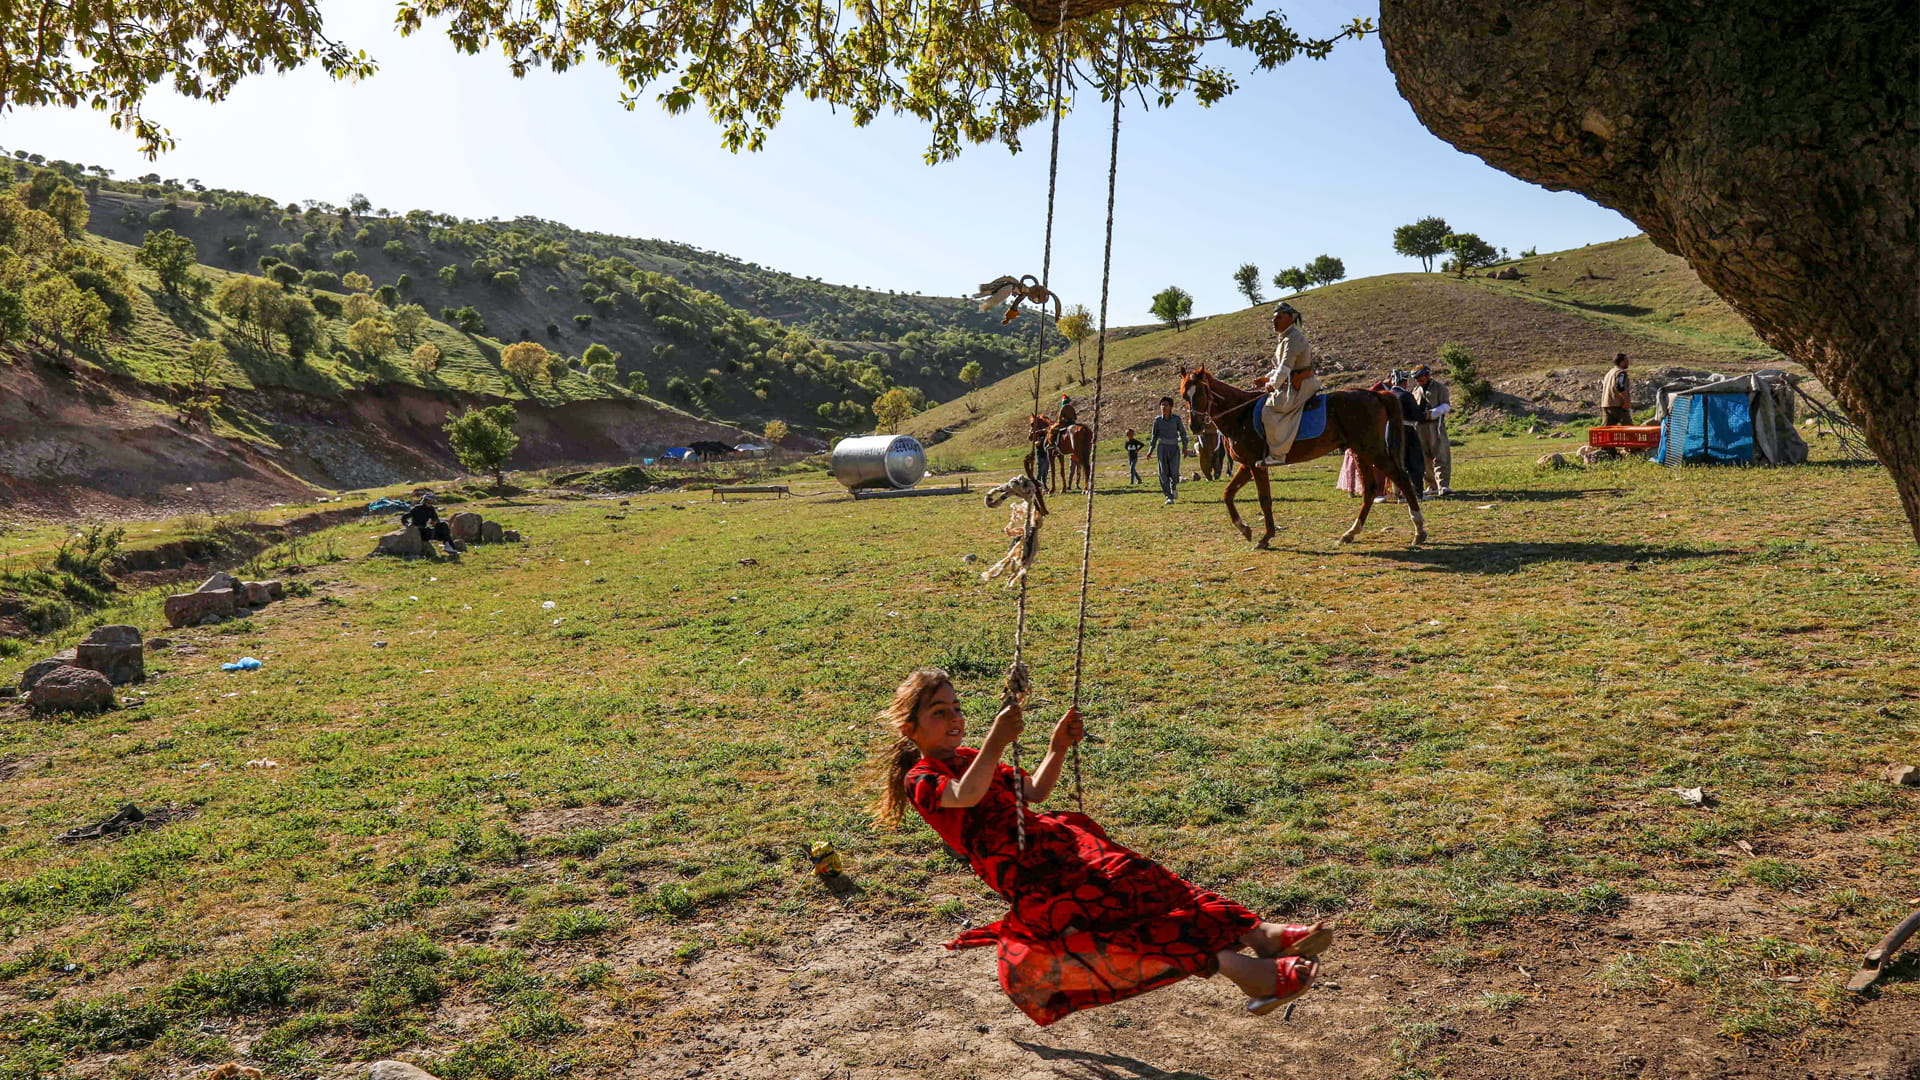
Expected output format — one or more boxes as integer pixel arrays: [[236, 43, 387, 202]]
[[1412, 365, 1453, 496], [1254, 302, 1320, 466]]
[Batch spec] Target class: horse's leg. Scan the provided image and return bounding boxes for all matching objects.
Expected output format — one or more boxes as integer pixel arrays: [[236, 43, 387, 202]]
[[1392, 462, 1429, 546], [1340, 460, 1377, 543], [1251, 466, 1277, 550], [1222, 462, 1254, 541]]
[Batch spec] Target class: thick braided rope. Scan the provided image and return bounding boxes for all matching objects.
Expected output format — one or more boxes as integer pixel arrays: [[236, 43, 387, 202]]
[[1064, 13, 1126, 815], [1005, 4, 1070, 851]]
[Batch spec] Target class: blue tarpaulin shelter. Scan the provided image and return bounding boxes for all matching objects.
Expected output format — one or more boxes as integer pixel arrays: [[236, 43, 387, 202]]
[[1654, 371, 1806, 467], [662, 447, 697, 461]]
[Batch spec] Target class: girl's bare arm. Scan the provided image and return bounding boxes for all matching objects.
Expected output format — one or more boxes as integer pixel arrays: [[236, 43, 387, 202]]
[[941, 703, 1023, 808]]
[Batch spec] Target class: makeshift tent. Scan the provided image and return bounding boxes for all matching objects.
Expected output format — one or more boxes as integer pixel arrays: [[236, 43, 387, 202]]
[[661, 447, 698, 462], [1654, 370, 1807, 466], [733, 443, 767, 453]]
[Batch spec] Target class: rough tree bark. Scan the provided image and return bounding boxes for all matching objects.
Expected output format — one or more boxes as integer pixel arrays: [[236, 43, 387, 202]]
[[1377, 0, 1920, 542]]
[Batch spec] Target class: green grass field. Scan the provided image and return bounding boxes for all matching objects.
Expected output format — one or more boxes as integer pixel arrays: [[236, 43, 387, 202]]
[[1, 436, 1915, 1077]]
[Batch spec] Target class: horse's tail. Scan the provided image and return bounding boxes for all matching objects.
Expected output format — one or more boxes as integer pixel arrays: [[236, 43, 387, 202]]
[[1381, 390, 1404, 463]]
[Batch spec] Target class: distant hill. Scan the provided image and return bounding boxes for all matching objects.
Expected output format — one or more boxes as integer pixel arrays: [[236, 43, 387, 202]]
[[47, 156, 1032, 437], [910, 235, 1789, 456]]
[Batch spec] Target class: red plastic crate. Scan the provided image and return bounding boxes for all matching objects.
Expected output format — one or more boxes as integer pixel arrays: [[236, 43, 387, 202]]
[[1588, 425, 1662, 450]]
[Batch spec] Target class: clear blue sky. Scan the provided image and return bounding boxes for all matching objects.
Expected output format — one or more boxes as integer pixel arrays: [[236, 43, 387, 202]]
[[0, 1, 1635, 327]]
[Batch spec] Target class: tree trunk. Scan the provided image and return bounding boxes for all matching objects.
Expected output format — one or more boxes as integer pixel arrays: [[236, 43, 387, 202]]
[[1379, 0, 1920, 541]]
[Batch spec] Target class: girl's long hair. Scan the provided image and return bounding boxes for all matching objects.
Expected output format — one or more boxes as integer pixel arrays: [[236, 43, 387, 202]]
[[870, 668, 953, 828]]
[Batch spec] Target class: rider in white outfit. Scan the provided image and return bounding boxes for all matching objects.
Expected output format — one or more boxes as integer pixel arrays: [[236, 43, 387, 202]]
[[1255, 302, 1321, 467]]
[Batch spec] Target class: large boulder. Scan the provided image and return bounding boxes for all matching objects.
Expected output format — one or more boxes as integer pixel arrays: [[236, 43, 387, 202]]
[[19, 658, 70, 693], [243, 581, 272, 607], [75, 627, 143, 685], [449, 512, 483, 544], [28, 666, 114, 714], [480, 520, 504, 543], [198, 571, 239, 593], [375, 529, 425, 558], [165, 589, 237, 628], [261, 580, 286, 601]]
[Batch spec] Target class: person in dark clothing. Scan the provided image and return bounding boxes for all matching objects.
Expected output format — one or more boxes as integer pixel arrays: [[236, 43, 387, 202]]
[[1147, 398, 1190, 505], [1124, 429, 1145, 485], [402, 495, 459, 556], [1369, 373, 1429, 504]]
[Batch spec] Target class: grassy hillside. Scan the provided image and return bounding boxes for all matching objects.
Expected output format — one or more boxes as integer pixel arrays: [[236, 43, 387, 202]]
[[70, 175, 1028, 436], [912, 235, 1788, 456], [0, 439, 1912, 1078]]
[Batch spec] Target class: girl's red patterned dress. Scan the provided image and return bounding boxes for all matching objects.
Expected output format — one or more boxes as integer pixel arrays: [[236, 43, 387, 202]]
[[907, 747, 1259, 1025]]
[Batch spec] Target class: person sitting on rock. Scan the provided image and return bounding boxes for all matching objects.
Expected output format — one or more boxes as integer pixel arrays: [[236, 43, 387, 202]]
[[401, 495, 458, 556]]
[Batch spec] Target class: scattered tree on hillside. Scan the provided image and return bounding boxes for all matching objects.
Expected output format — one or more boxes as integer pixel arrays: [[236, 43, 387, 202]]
[[437, 264, 460, 287], [373, 284, 398, 307], [213, 275, 291, 352], [1437, 341, 1490, 407], [588, 362, 617, 383], [873, 386, 917, 432], [1391, 217, 1450, 272], [1305, 254, 1346, 287], [24, 277, 110, 355], [1233, 262, 1264, 306], [310, 294, 343, 318], [331, 249, 358, 269], [444, 403, 519, 490], [134, 229, 200, 296], [0, 286, 26, 346], [340, 271, 373, 293], [390, 303, 429, 347], [268, 262, 303, 288], [1441, 232, 1500, 276], [443, 305, 485, 333], [21, 172, 88, 238], [1149, 286, 1194, 332], [348, 193, 371, 215], [958, 358, 984, 412], [582, 342, 615, 370], [500, 340, 551, 384], [343, 292, 380, 322], [763, 419, 789, 444], [1056, 304, 1093, 382], [347, 317, 395, 359], [1272, 267, 1309, 294], [627, 370, 649, 395], [181, 338, 225, 421], [411, 341, 441, 375]]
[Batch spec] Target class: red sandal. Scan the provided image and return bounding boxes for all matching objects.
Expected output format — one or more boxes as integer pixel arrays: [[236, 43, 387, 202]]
[[1247, 956, 1316, 1016], [1255, 921, 1335, 959]]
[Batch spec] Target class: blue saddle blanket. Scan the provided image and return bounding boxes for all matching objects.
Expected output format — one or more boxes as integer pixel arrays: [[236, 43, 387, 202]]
[[1251, 393, 1328, 446]]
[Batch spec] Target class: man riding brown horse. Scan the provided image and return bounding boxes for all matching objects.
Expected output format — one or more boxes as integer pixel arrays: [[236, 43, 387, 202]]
[[1178, 303, 1427, 548]]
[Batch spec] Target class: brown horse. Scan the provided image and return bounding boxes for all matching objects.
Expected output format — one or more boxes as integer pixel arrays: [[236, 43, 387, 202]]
[[1178, 365, 1426, 548], [1191, 411, 1227, 481], [1050, 422, 1094, 492]]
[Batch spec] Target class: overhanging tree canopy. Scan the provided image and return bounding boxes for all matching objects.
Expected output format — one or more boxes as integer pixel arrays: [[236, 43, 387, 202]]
[[2, 1, 1367, 160]]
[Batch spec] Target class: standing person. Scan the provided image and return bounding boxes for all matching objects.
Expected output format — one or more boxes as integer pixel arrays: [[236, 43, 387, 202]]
[[1600, 353, 1633, 426], [1252, 301, 1320, 466], [1412, 365, 1455, 497], [1147, 397, 1190, 505], [873, 668, 1329, 1026], [401, 494, 458, 556], [1124, 428, 1145, 485], [1372, 372, 1429, 504]]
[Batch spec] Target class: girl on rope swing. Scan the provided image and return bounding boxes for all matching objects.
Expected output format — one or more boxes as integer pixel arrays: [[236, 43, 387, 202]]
[[873, 668, 1331, 1026]]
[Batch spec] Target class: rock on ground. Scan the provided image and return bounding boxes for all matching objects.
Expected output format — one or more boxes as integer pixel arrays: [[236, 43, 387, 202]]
[[366, 1062, 441, 1080], [198, 571, 239, 593], [501, 529, 521, 542], [28, 666, 114, 713], [165, 589, 237, 628], [75, 640, 143, 685], [18, 658, 70, 693], [480, 520, 504, 543], [375, 529, 425, 557], [449, 512, 483, 543], [244, 581, 272, 606]]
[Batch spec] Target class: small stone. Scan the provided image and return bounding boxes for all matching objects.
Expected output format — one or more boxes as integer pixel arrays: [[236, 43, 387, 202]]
[[501, 529, 521, 543], [197, 572, 239, 593], [450, 512, 484, 544], [373, 640, 388, 648], [76, 641, 144, 685], [28, 666, 114, 714], [243, 582, 272, 606], [367, 1063, 442, 1080], [166, 589, 237, 628], [480, 520, 504, 543], [234, 607, 254, 619], [146, 636, 171, 649], [962, 554, 978, 564], [82, 625, 141, 646], [375, 529, 425, 558], [19, 658, 72, 693], [1672, 786, 1714, 807], [1889, 764, 1919, 786], [262, 580, 286, 601], [738, 558, 758, 566], [198, 613, 228, 626]]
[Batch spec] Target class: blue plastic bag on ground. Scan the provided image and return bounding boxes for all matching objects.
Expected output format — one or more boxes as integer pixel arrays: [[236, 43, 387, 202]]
[[221, 657, 263, 672]]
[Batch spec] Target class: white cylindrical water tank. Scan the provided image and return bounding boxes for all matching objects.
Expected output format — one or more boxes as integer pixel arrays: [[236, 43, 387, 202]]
[[831, 435, 927, 490]]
